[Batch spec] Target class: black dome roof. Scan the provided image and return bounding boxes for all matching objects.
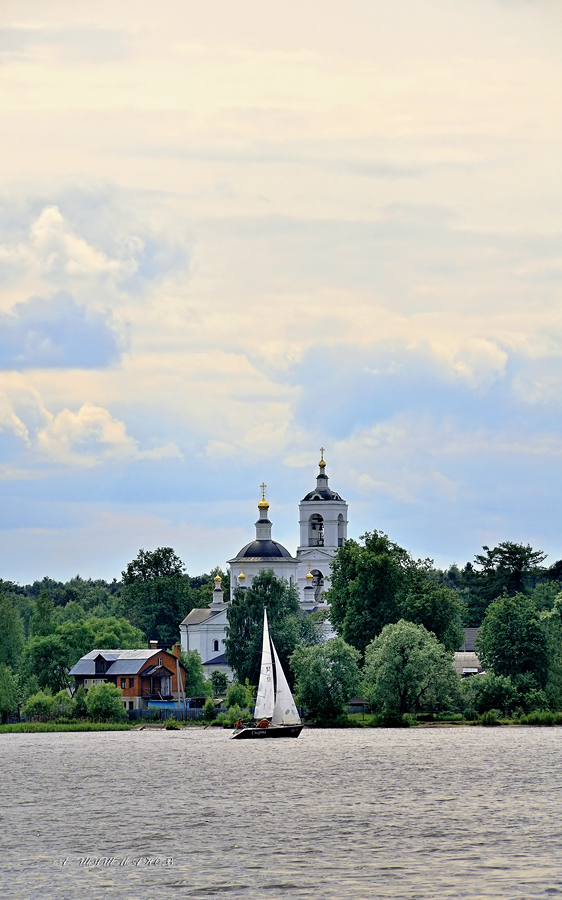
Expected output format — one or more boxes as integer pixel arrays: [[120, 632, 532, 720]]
[[301, 487, 344, 502], [236, 540, 293, 559]]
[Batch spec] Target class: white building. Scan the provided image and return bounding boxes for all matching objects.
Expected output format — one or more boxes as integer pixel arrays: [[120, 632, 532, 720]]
[[179, 453, 348, 681]]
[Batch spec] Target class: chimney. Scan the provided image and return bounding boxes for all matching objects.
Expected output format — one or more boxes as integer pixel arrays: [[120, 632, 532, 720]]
[[173, 643, 181, 659], [149, 640, 158, 651]]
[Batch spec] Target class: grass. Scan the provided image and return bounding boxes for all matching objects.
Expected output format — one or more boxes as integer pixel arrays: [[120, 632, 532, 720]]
[[0, 722, 132, 734]]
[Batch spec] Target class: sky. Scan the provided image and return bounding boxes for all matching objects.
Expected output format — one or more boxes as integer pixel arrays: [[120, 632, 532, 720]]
[[1, 0, 562, 584]]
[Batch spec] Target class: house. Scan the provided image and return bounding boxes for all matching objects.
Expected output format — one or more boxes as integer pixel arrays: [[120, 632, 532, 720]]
[[69, 641, 186, 711], [453, 628, 484, 677]]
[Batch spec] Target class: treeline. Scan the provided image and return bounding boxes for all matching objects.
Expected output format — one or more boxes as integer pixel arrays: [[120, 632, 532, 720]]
[[0, 547, 230, 722]]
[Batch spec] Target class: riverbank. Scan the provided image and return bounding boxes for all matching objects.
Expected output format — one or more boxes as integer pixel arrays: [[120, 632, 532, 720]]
[[0, 722, 132, 733]]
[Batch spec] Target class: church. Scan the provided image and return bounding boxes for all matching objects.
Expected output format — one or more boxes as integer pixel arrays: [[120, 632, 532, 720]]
[[179, 452, 348, 682]]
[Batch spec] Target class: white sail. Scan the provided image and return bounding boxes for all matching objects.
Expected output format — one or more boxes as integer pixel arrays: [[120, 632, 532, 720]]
[[271, 639, 301, 726], [253, 608, 274, 720]]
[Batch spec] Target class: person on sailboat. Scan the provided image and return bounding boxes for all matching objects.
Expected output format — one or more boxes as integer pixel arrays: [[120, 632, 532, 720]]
[[235, 717, 244, 729], [258, 718, 269, 729]]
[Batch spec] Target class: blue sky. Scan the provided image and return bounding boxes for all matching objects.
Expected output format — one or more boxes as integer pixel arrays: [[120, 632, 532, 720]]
[[0, 0, 561, 583]]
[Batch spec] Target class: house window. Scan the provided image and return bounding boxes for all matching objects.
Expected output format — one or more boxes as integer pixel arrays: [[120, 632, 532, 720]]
[[129, 678, 134, 689], [128, 701, 134, 710], [158, 657, 163, 667], [213, 640, 219, 652], [83, 679, 88, 688], [121, 678, 126, 690]]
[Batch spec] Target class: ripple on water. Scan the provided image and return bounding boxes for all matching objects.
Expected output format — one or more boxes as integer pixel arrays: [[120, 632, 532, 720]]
[[1, 728, 562, 899]]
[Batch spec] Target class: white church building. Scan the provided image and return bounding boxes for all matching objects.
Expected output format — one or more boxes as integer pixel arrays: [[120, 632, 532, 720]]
[[179, 452, 348, 682]]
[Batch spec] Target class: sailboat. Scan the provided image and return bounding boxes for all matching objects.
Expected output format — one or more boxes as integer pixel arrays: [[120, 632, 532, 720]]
[[231, 608, 303, 739]]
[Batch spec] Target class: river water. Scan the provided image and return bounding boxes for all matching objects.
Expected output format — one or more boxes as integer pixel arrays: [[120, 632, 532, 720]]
[[1, 726, 561, 900]]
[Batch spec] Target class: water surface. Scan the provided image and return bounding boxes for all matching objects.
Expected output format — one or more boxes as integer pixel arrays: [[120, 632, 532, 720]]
[[1, 727, 561, 899]]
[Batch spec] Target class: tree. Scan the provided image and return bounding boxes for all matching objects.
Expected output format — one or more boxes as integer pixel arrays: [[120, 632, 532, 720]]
[[476, 592, 549, 688], [461, 673, 519, 715], [121, 547, 192, 647], [224, 570, 302, 685], [400, 576, 464, 653], [327, 532, 409, 655], [180, 650, 209, 697], [22, 690, 57, 721], [20, 634, 71, 693], [363, 620, 460, 715], [225, 680, 253, 708], [0, 593, 25, 669], [463, 543, 547, 625], [85, 682, 127, 721], [30, 590, 57, 637], [0, 664, 18, 723], [327, 531, 464, 657], [291, 637, 361, 723], [210, 670, 228, 695]]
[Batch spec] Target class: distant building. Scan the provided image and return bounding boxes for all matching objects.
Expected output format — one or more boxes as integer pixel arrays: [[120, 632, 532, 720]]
[[69, 642, 186, 711], [453, 628, 483, 677], [180, 452, 347, 679]]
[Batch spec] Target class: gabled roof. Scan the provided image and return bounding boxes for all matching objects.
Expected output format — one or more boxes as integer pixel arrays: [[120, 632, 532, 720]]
[[69, 648, 181, 678], [203, 653, 227, 666], [181, 608, 214, 627]]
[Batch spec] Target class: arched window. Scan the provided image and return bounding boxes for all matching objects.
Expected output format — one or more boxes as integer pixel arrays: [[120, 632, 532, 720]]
[[308, 514, 324, 547], [213, 640, 219, 652], [338, 513, 345, 547], [311, 569, 324, 601]]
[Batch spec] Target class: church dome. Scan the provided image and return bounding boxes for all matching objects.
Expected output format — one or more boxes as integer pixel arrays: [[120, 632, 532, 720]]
[[235, 539, 294, 559], [301, 485, 343, 502]]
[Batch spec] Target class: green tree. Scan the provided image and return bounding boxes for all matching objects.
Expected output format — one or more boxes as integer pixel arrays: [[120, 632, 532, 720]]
[[53, 689, 75, 718], [203, 697, 216, 722], [477, 592, 549, 688], [225, 680, 253, 708], [30, 590, 57, 637], [73, 684, 88, 717], [461, 672, 519, 715], [85, 682, 127, 721], [22, 689, 57, 721], [210, 670, 228, 695], [121, 547, 192, 647], [327, 532, 408, 655], [0, 664, 18, 723], [363, 620, 460, 715], [291, 637, 361, 723], [20, 634, 71, 693], [180, 650, 209, 697], [224, 570, 302, 685], [400, 575, 464, 653], [463, 543, 547, 625], [0, 593, 25, 669]]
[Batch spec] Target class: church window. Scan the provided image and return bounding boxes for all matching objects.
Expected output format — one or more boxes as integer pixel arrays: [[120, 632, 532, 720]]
[[338, 513, 346, 547], [213, 640, 219, 652], [311, 569, 324, 601], [308, 514, 324, 547]]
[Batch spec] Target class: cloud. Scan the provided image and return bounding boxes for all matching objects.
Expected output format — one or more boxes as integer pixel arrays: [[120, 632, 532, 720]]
[[35, 403, 182, 468], [0, 292, 123, 370]]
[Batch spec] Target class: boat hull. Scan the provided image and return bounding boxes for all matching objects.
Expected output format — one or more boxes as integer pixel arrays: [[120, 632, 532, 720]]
[[231, 725, 303, 739]]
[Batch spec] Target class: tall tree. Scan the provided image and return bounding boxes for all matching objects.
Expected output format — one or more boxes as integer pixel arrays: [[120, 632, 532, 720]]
[[363, 620, 460, 715], [0, 664, 18, 723], [463, 542, 547, 625], [476, 592, 549, 688], [327, 531, 464, 656], [291, 637, 361, 723], [30, 590, 57, 637], [121, 547, 192, 647], [327, 531, 409, 655], [224, 570, 302, 685], [0, 593, 25, 669]]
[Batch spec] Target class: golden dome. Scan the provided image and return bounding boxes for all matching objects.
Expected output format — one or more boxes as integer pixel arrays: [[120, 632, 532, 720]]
[[214, 571, 222, 585], [319, 446, 326, 468], [258, 481, 270, 510], [306, 564, 314, 581], [238, 567, 246, 581]]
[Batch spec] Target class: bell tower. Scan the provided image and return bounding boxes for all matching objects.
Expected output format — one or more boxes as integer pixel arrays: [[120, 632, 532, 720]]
[[296, 450, 348, 604]]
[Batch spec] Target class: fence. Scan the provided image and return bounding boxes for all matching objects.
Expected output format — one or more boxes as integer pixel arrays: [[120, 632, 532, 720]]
[[127, 707, 228, 722]]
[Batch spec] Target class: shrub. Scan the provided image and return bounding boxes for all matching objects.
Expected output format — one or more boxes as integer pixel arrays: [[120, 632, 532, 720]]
[[165, 717, 180, 730], [203, 697, 216, 723], [463, 708, 478, 721], [85, 683, 127, 722], [479, 710, 501, 726], [22, 690, 56, 721]]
